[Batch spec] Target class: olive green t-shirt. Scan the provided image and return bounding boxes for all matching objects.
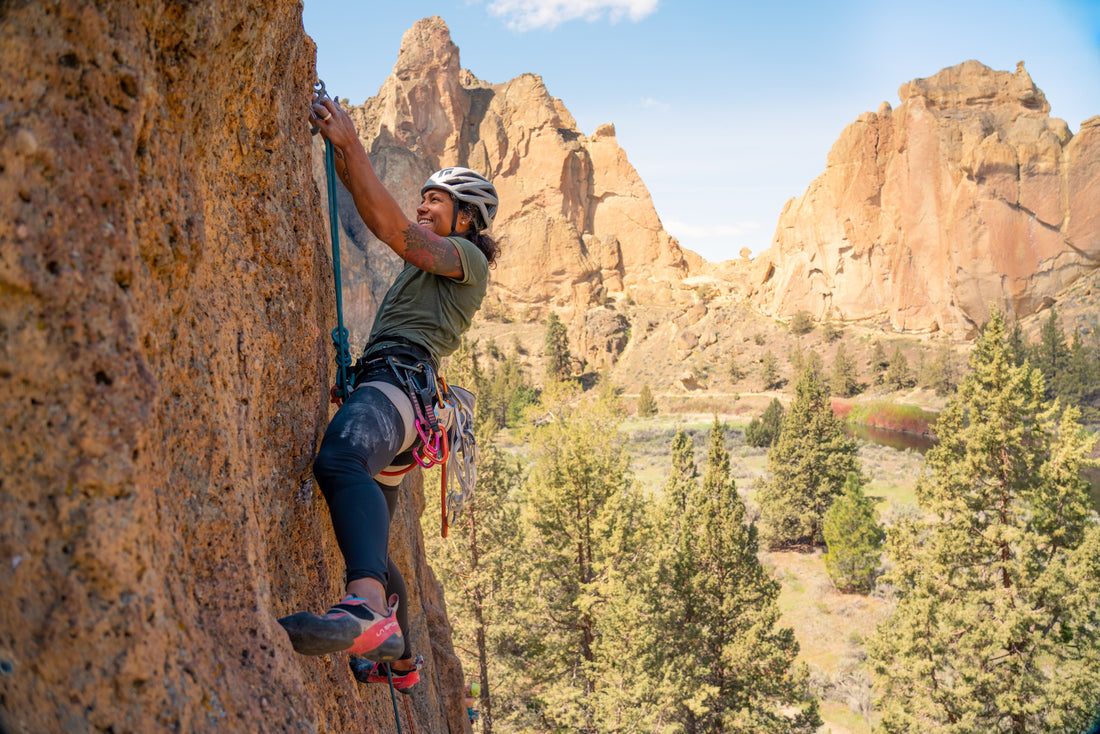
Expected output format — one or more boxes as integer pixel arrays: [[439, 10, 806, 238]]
[[363, 235, 488, 366]]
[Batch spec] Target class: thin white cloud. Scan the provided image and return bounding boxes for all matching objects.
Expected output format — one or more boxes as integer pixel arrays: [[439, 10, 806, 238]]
[[640, 96, 669, 111], [487, 0, 658, 31]]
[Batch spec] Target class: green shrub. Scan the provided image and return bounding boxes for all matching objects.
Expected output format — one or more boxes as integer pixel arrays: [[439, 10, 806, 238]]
[[789, 310, 815, 335]]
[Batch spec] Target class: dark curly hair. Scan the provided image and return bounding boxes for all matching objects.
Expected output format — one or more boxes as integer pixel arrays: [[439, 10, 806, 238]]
[[457, 200, 500, 268]]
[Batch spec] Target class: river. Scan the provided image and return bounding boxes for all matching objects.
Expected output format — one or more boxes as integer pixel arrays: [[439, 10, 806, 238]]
[[847, 424, 1100, 512]]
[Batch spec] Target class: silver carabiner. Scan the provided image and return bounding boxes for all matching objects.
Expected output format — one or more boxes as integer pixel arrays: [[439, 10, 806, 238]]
[[310, 79, 330, 136]]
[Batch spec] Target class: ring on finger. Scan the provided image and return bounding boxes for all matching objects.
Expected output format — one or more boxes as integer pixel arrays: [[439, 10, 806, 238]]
[[321, 112, 332, 121]]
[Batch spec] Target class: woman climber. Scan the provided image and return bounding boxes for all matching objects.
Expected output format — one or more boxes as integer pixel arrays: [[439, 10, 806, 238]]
[[277, 90, 499, 692]]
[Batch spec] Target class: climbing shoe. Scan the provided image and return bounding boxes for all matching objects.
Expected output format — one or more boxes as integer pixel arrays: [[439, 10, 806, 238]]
[[350, 654, 424, 692], [278, 594, 404, 660]]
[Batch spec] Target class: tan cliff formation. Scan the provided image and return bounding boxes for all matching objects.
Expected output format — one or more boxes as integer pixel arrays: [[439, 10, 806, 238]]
[[328, 16, 701, 364], [748, 60, 1100, 336], [2, 2, 466, 732]]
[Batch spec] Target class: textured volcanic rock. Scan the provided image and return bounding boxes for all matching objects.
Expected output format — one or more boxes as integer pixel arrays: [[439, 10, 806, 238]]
[[1, 2, 465, 732], [749, 61, 1100, 336]]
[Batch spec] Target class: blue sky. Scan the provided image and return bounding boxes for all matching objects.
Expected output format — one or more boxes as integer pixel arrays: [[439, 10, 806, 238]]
[[303, 0, 1100, 262]]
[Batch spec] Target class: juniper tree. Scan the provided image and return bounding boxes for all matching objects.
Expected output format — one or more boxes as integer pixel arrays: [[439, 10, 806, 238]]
[[544, 311, 572, 382], [1051, 328, 1100, 423], [424, 441, 526, 734], [788, 341, 805, 374], [868, 308, 1100, 734], [729, 352, 747, 382], [1006, 318, 1029, 367], [870, 340, 889, 385], [759, 350, 781, 391], [919, 341, 958, 397], [517, 382, 653, 732], [636, 383, 658, 417], [1034, 307, 1068, 392], [822, 473, 884, 593], [655, 419, 821, 733], [789, 310, 815, 335], [756, 364, 861, 548], [821, 308, 842, 343], [830, 341, 860, 398], [745, 398, 785, 448], [647, 428, 703, 728], [884, 345, 912, 390], [432, 341, 532, 733]]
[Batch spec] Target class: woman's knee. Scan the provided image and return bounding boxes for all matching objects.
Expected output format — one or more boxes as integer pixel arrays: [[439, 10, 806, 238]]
[[312, 433, 366, 487]]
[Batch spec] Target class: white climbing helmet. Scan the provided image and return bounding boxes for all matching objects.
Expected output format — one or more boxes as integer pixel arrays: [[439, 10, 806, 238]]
[[421, 167, 498, 231]]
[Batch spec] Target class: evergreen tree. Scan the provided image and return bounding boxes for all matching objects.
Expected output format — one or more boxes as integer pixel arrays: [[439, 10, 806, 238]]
[[745, 398, 785, 448], [829, 341, 860, 398], [517, 382, 653, 731], [821, 308, 842, 343], [822, 473, 884, 593], [729, 352, 747, 382], [1033, 307, 1068, 392], [759, 350, 782, 391], [544, 311, 572, 382], [636, 383, 658, 417], [870, 340, 889, 385], [868, 308, 1100, 733], [756, 365, 861, 548], [919, 341, 958, 397], [489, 354, 536, 431], [655, 419, 821, 733], [1051, 329, 1100, 423], [884, 345, 912, 390], [425, 441, 527, 734], [1006, 318, 1029, 367], [788, 341, 805, 374], [445, 339, 538, 434], [802, 349, 823, 377]]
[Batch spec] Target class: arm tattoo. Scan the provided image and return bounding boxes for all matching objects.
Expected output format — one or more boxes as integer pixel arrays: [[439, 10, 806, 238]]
[[401, 223, 462, 277], [333, 145, 350, 183]]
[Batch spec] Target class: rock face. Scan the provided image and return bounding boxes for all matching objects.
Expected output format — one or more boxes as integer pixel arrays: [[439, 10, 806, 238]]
[[1, 3, 465, 732], [332, 16, 701, 362], [749, 61, 1100, 335]]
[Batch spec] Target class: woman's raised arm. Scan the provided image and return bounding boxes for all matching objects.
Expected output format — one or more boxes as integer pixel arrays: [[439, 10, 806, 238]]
[[310, 95, 463, 278]]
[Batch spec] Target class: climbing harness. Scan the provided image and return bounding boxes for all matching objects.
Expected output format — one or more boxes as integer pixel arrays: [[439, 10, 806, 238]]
[[368, 356, 479, 537], [311, 79, 354, 405]]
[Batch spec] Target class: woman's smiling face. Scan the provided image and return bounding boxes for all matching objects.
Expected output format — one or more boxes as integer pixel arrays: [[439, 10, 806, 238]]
[[416, 188, 464, 236]]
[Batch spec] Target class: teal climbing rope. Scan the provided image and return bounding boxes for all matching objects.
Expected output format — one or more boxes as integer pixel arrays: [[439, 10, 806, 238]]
[[315, 79, 354, 404], [314, 81, 408, 734], [385, 665, 404, 734]]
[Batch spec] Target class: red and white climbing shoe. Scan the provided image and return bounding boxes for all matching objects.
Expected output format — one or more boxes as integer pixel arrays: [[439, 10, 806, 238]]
[[278, 594, 403, 660], [350, 654, 424, 693]]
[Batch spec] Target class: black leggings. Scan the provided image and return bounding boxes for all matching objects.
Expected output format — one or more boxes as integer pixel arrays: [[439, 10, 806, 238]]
[[312, 382, 412, 658]]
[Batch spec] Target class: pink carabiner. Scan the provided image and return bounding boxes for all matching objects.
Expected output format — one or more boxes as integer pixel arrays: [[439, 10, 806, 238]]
[[415, 417, 434, 446]]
